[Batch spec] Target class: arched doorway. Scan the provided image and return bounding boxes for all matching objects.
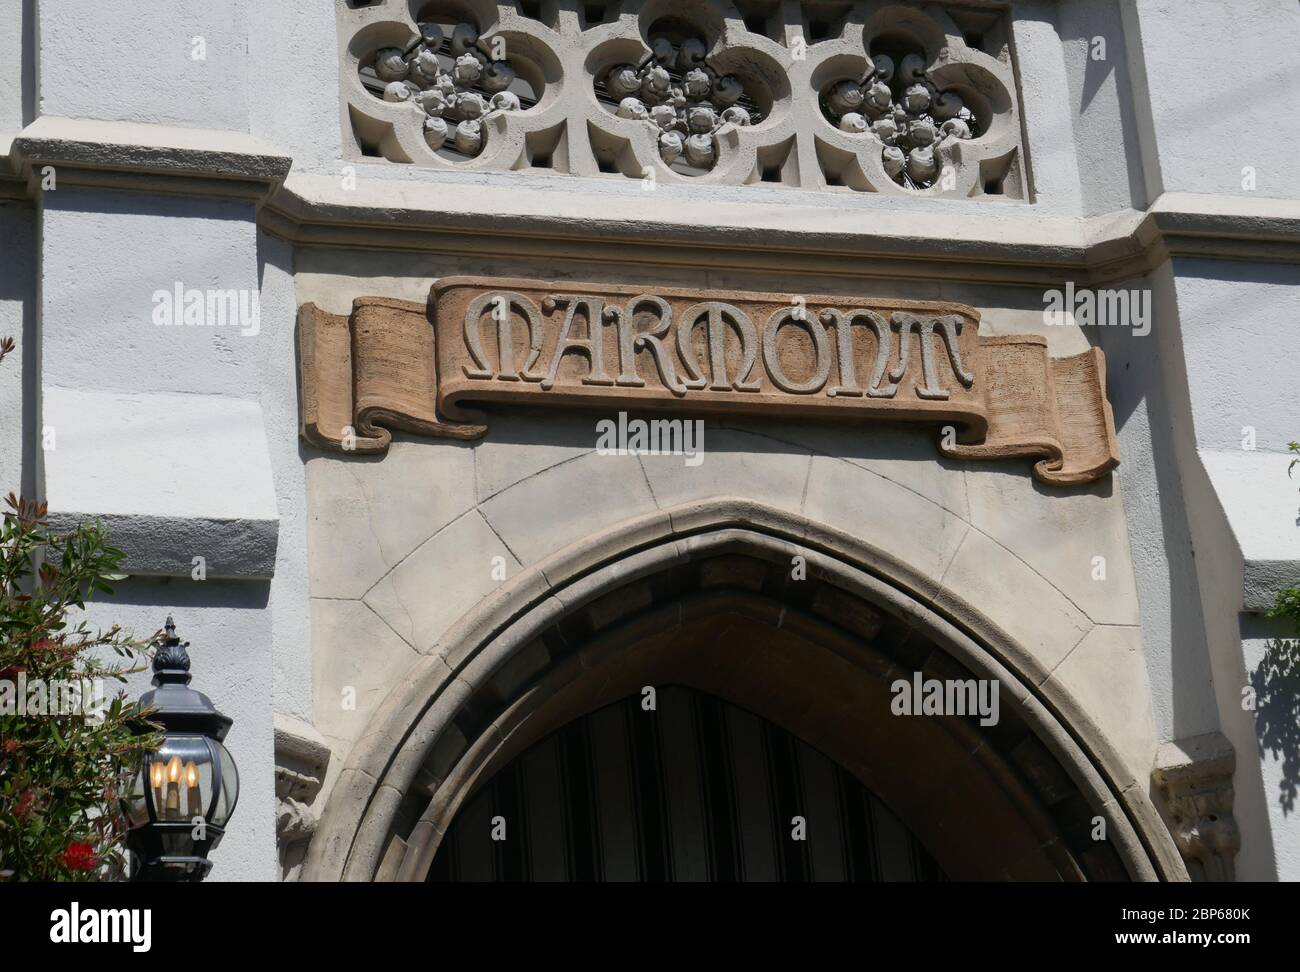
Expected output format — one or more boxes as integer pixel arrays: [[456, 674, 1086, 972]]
[[428, 686, 946, 882], [304, 502, 1185, 882]]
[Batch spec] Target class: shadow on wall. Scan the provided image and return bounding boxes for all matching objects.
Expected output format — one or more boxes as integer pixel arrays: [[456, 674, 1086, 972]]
[[1052, 0, 1149, 211], [1247, 631, 1300, 815]]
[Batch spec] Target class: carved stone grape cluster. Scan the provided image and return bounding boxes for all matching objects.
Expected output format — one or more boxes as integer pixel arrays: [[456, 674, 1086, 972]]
[[370, 21, 520, 157], [602, 37, 753, 170], [822, 52, 977, 189]]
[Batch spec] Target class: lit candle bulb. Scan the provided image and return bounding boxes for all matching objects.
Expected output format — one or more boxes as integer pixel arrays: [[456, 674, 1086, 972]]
[[150, 760, 165, 814], [165, 755, 182, 820], [184, 761, 202, 820]]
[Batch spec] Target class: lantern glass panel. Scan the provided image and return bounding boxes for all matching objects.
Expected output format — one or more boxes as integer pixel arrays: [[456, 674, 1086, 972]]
[[210, 740, 239, 828], [123, 764, 151, 830]]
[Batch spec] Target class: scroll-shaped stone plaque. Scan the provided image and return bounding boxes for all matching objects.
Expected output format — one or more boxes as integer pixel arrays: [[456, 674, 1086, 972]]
[[298, 277, 1119, 485]]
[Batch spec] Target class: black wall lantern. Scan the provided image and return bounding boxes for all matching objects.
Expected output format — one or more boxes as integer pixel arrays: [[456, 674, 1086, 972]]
[[123, 617, 239, 881]]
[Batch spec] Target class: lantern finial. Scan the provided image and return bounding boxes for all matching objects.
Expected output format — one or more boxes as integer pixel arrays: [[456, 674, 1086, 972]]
[[152, 615, 192, 684]]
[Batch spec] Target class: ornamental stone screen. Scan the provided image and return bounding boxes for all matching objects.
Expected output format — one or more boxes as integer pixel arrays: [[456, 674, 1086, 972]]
[[338, 0, 1029, 197]]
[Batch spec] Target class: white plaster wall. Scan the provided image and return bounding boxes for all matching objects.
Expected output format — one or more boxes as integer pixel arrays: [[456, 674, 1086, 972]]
[[246, 0, 342, 175], [1012, 1, 1083, 214], [1096, 267, 1219, 748], [41, 388, 277, 522], [32, 203, 314, 878], [1173, 262, 1300, 454], [1084, 0, 1300, 880], [1182, 457, 1281, 880], [1165, 259, 1300, 880], [34, 187, 281, 877], [0, 202, 34, 494], [0, 0, 33, 133], [1055, 0, 1148, 214], [1127, 0, 1300, 199], [37, 0, 253, 132], [258, 232, 315, 724], [37, 188, 279, 551], [1241, 622, 1300, 879], [1098, 256, 1300, 880], [40, 190, 262, 397]]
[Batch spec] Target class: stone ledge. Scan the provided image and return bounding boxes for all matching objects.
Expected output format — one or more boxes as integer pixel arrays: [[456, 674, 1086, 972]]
[[1244, 560, 1300, 614], [42, 387, 281, 580], [265, 170, 1097, 288], [10, 118, 1300, 284], [7, 116, 292, 202], [4, 118, 1298, 284], [1199, 449, 1300, 612], [43, 511, 278, 580], [0, 134, 25, 201], [1146, 192, 1300, 244], [264, 176, 1300, 287], [1131, 193, 1300, 270]]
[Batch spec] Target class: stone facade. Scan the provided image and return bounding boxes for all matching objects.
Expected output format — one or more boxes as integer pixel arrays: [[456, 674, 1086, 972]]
[[1, 0, 1298, 882]]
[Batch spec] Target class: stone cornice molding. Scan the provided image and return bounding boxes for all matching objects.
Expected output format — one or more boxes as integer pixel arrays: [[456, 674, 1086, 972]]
[[1128, 193, 1300, 271], [263, 177, 1300, 287], [262, 172, 1097, 287], [0, 134, 25, 202], [5, 117, 292, 203], [4, 119, 1300, 285]]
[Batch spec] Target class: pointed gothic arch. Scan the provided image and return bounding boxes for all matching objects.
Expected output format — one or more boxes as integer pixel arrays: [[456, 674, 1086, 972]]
[[303, 500, 1185, 882]]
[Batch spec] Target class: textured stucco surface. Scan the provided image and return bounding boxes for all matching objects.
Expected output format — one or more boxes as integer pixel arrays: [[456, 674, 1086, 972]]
[[37, 0, 254, 132], [258, 232, 315, 724], [1127, 0, 1300, 200], [0, 0, 33, 134], [1161, 258, 1300, 880], [0, 202, 34, 492], [26, 183, 285, 877], [1055, 0, 1147, 214], [40, 190, 262, 397]]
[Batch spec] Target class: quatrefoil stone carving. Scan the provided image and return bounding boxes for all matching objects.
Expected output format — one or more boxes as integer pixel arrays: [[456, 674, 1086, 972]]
[[338, 0, 1027, 198]]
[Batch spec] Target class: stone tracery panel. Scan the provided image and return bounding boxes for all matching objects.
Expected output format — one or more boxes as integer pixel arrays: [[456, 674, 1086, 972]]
[[338, 0, 1028, 198]]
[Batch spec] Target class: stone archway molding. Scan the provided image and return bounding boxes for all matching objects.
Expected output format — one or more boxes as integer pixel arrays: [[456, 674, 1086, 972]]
[[302, 498, 1188, 882]]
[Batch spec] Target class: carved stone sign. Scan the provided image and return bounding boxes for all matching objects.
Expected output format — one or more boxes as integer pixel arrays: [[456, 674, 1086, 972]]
[[299, 276, 1119, 485]]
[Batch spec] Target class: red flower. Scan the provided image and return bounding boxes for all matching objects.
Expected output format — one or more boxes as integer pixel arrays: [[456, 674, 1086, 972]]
[[13, 788, 35, 820], [60, 841, 98, 872]]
